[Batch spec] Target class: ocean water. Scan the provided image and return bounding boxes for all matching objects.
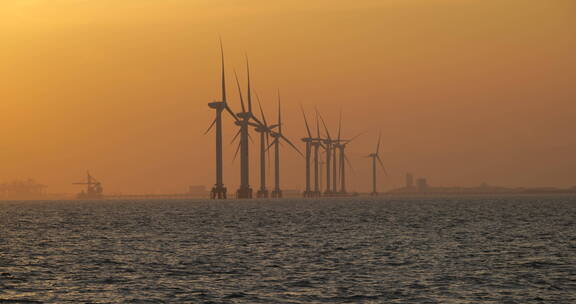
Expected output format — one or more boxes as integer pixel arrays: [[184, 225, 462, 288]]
[[0, 196, 575, 303]]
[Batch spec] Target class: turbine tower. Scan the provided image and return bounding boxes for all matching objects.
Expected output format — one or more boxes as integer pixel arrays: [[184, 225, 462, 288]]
[[310, 111, 324, 197], [254, 95, 278, 198], [232, 60, 261, 199], [333, 110, 343, 194], [206, 41, 238, 199], [331, 111, 363, 195], [368, 131, 388, 195], [300, 105, 314, 197], [336, 132, 363, 194], [318, 111, 333, 195], [269, 90, 302, 198]]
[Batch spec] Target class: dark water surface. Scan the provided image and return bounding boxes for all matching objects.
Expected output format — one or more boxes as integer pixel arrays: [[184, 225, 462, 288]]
[[1, 196, 575, 303]]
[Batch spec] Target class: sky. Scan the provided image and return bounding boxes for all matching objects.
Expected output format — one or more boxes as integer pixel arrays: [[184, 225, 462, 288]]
[[0, 0, 575, 195]]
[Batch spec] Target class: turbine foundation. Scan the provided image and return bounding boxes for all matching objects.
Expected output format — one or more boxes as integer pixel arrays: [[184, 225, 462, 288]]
[[211, 185, 227, 199], [271, 190, 282, 198], [236, 187, 253, 199], [257, 189, 269, 198]]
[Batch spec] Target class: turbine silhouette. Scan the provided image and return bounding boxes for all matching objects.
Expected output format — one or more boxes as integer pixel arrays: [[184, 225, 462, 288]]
[[232, 59, 261, 199], [268, 90, 303, 198], [205, 40, 238, 199], [300, 104, 315, 197], [318, 110, 334, 195], [368, 131, 388, 195], [309, 110, 324, 197], [253, 93, 279, 198]]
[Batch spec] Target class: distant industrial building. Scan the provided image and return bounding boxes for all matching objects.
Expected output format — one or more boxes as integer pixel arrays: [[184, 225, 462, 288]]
[[0, 179, 47, 199], [387, 174, 576, 195], [406, 173, 414, 189], [188, 185, 209, 198], [417, 178, 428, 192]]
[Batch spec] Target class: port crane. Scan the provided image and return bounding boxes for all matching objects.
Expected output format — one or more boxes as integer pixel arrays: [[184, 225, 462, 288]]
[[73, 171, 103, 199]]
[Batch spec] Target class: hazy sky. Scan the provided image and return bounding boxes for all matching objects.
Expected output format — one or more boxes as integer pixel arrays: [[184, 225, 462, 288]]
[[1, 0, 575, 194]]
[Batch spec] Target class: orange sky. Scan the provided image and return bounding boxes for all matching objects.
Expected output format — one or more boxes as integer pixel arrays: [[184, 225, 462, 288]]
[[1, 0, 575, 194]]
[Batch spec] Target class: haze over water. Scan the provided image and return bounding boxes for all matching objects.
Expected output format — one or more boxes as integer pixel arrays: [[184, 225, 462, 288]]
[[1, 0, 575, 194], [1, 196, 574, 303]]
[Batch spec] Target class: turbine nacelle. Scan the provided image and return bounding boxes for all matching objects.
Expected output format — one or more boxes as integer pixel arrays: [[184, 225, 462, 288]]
[[254, 123, 278, 133], [236, 112, 252, 119], [208, 101, 226, 109]]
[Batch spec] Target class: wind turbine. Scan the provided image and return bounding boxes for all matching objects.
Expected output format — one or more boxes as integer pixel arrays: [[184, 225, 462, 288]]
[[231, 57, 264, 199], [332, 110, 342, 194], [318, 111, 333, 195], [368, 131, 388, 195], [205, 41, 238, 199], [268, 90, 303, 198], [310, 111, 324, 197], [300, 105, 314, 197], [336, 132, 364, 194], [253, 94, 278, 198], [330, 110, 363, 195]]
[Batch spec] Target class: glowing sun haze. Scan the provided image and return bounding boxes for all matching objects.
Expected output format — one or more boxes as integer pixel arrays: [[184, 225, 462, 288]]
[[1, 0, 575, 194]]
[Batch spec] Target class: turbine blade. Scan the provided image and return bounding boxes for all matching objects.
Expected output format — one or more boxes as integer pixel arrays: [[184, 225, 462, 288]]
[[337, 108, 342, 142], [315, 109, 321, 139], [246, 55, 252, 114], [256, 93, 268, 127], [232, 141, 241, 163], [376, 131, 382, 154], [377, 155, 388, 176], [230, 128, 241, 144], [247, 121, 261, 128], [300, 104, 312, 138], [344, 154, 355, 174], [280, 135, 304, 157], [251, 115, 263, 127], [318, 111, 331, 140], [204, 118, 217, 135], [347, 131, 367, 144], [266, 137, 277, 152], [219, 38, 226, 103], [233, 70, 246, 113], [224, 105, 239, 122], [277, 89, 282, 134]]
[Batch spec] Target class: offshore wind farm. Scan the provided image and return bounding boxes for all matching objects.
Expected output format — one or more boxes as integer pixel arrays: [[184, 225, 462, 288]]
[[204, 42, 387, 200], [1, 1, 575, 303]]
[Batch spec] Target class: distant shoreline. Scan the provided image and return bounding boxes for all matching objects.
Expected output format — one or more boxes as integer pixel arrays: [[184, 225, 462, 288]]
[[1, 191, 576, 202]]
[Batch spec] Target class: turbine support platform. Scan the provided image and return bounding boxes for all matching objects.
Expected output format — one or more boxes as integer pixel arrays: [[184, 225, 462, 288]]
[[257, 189, 269, 198], [210, 185, 227, 199], [322, 192, 359, 198], [271, 190, 282, 198], [236, 187, 253, 199]]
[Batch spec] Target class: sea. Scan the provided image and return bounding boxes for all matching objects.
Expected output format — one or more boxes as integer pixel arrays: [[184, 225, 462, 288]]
[[1, 196, 575, 303]]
